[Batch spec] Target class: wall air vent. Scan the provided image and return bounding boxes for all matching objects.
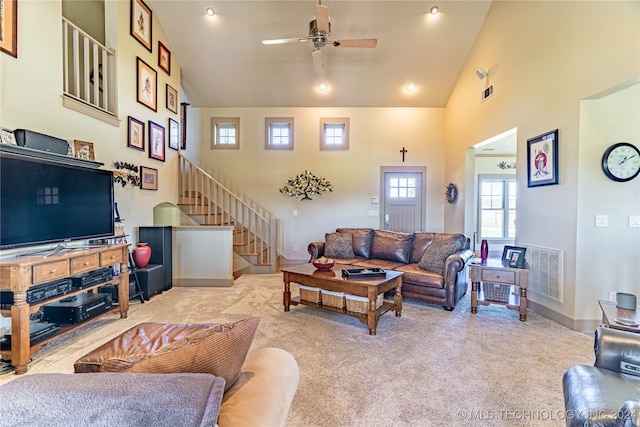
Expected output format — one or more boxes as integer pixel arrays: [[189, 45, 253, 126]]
[[481, 83, 494, 102]]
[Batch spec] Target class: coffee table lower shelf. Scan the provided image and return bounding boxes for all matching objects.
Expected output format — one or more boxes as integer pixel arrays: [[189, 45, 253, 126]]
[[291, 296, 397, 319]]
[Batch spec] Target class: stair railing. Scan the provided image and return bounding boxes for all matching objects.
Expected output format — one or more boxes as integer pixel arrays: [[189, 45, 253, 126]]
[[179, 154, 276, 269]]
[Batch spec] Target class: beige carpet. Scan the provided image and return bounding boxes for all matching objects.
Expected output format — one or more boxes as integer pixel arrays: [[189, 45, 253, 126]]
[[0, 274, 594, 426]]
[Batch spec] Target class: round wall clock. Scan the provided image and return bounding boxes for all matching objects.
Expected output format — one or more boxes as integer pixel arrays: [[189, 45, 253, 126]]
[[601, 142, 640, 182]]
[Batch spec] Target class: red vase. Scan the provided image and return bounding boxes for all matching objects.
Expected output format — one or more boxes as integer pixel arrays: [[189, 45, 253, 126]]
[[480, 239, 489, 262], [132, 243, 152, 268]]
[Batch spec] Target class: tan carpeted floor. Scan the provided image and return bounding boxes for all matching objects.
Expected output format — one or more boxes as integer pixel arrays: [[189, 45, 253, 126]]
[[0, 274, 594, 426]]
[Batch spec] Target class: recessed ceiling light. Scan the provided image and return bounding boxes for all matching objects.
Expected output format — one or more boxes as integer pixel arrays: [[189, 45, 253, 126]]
[[405, 82, 417, 92], [317, 82, 329, 91], [205, 7, 215, 16], [429, 5, 439, 15]]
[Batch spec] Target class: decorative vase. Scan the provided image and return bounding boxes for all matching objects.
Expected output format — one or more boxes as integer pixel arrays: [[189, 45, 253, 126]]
[[480, 239, 489, 262], [132, 243, 152, 268]]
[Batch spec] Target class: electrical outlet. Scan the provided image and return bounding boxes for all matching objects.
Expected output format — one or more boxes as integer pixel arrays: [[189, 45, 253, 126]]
[[609, 291, 617, 302], [293, 245, 298, 252]]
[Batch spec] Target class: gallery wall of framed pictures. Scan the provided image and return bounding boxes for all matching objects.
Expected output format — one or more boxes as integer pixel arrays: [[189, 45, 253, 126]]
[[127, 0, 181, 189]]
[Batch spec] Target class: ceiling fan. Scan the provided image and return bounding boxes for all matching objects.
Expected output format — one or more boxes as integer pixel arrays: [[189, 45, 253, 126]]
[[261, 2, 377, 70]]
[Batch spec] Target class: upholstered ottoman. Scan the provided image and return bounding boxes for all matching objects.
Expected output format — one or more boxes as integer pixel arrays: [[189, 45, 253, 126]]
[[74, 317, 260, 391]]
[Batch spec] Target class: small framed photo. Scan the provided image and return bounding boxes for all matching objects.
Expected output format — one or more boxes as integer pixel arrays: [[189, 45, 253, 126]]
[[0, 0, 18, 58], [130, 0, 152, 52], [166, 84, 178, 114], [137, 57, 157, 111], [140, 166, 158, 190], [502, 245, 526, 268], [73, 140, 95, 160], [527, 129, 558, 187], [0, 128, 17, 145], [148, 120, 165, 161], [168, 118, 179, 150], [127, 116, 145, 151], [158, 41, 170, 75]]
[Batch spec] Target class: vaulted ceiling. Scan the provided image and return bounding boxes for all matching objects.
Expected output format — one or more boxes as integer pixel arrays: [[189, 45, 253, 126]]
[[150, 1, 492, 108]]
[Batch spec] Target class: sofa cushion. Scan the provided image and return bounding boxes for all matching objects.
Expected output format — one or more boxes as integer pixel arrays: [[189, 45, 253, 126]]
[[409, 232, 436, 264], [417, 234, 467, 274], [74, 317, 260, 392], [352, 259, 406, 270], [336, 228, 374, 258], [0, 372, 226, 427], [324, 232, 355, 259], [369, 230, 413, 264], [395, 264, 445, 288]]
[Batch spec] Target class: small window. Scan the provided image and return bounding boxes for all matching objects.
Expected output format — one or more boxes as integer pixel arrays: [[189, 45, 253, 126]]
[[211, 117, 240, 149], [320, 117, 349, 150], [265, 117, 294, 150]]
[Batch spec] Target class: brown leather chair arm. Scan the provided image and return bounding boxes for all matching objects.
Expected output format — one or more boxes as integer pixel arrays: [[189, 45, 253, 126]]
[[307, 242, 325, 262], [594, 327, 640, 375]]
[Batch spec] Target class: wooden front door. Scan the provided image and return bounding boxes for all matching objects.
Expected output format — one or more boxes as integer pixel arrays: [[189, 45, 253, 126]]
[[380, 167, 425, 232]]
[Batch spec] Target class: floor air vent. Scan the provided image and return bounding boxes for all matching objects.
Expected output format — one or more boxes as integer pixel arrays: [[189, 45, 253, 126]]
[[524, 245, 563, 302]]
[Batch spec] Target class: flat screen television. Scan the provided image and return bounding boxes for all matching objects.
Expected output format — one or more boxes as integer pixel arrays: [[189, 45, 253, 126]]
[[0, 154, 114, 250]]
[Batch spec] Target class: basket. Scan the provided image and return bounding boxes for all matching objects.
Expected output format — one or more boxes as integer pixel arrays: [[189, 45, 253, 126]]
[[299, 285, 321, 303], [345, 294, 384, 313], [483, 283, 511, 303], [321, 290, 345, 308]]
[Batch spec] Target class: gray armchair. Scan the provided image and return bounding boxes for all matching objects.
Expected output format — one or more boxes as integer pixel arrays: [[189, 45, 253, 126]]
[[563, 327, 640, 427]]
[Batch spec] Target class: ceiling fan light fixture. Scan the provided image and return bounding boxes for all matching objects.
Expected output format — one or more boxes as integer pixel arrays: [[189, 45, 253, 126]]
[[205, 7, 215, 17], [429, 5, 439, 15]]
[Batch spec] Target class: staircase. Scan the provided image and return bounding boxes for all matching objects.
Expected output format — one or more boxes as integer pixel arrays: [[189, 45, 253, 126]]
[[178, 154, 278, 274]]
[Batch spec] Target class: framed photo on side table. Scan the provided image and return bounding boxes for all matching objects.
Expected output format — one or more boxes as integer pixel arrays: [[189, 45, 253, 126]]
[[140, 166, 158, 190], [168, 118, 179, 150], [130, 0, 152, 52], [501, 245, 527, 268], [137, 57, 157, 111], [527, 129, 558, 187], [148, 120, 165, 161], [127, 116, 145, 151]]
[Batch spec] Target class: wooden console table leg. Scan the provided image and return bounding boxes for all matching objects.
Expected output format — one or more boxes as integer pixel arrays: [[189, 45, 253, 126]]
[[11, 291, 30, 375], [118, 256, 129, 319], [471, 281, 478, 314]]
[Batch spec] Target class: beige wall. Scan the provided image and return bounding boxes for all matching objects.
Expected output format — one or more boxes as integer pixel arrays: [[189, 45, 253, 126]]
[[445, 1, 640, 328], [0, 0, 181, 245], [187, 107, 447, 261]]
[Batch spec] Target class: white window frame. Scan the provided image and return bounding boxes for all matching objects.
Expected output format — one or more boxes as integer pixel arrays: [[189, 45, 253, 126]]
[[319, 117, 349, 150], [477, 174, 517, 246], [211, 117, 240, 149], [265, 117, 294, 150]]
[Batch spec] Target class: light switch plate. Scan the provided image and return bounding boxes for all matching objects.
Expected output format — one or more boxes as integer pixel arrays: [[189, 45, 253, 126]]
[[595, 215, 608, 227], [629, 215, 640, 228]]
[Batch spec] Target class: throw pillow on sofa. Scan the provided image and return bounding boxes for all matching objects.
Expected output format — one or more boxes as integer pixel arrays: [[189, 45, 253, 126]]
[[336, 228, 374, 258], [325, 232, 355, 259], [74, 317, 260, 391], [417, 234, 467, 274]]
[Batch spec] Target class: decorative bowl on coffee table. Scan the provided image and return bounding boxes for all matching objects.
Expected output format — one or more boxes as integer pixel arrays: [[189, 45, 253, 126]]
[[312, 261, 335, 270]]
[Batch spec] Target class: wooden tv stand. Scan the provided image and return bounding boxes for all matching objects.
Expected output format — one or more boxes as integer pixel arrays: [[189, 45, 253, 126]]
[[0, 244, 130, 374]]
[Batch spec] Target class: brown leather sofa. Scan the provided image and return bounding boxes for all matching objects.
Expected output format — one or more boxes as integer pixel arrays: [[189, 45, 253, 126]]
[[308, 228, 474, 310], [563, 327, 640, 427]]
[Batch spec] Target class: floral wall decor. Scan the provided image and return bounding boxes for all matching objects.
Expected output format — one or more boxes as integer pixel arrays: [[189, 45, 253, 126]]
[[279, 170, 333, 201]]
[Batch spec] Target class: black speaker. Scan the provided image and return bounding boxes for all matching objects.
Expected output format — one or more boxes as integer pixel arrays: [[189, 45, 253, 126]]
[[138, 226, 172, 291], [13, 129, 69, 155]]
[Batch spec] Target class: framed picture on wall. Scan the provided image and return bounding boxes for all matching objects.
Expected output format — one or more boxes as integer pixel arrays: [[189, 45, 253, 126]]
[[0, 0, 18, 58], [73, 140, 95, 160], [140, 166, 158, 190], [527, 129, 558, 187], [158, 41, 171, 75], [168, 118, 179, 150], [130, 0, 152, 52], [137, 57, 157, 111], [166, 84, 178, 114], [127, 116, 145, 151], [148, 120, 165, 161]]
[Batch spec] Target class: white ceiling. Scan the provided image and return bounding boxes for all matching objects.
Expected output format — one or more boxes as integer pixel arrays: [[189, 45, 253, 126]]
[[150, 1, 492, 108]]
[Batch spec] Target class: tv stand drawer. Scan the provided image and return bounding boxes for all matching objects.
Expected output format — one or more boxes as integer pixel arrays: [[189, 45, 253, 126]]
[[100, 249, 123, 266], [70, 254, 100, 274], [33, 261, 70, 284]]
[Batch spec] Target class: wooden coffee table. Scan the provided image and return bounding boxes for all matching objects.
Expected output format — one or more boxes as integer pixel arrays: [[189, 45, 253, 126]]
[[282, 263, 403, 335]]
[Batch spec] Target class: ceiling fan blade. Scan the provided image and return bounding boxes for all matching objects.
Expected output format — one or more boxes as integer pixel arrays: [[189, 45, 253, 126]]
[[314, 4, 330, 35], [262, 37, 308, 45], [332, 38, 378, 48], [312, 48, 325, 70]]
